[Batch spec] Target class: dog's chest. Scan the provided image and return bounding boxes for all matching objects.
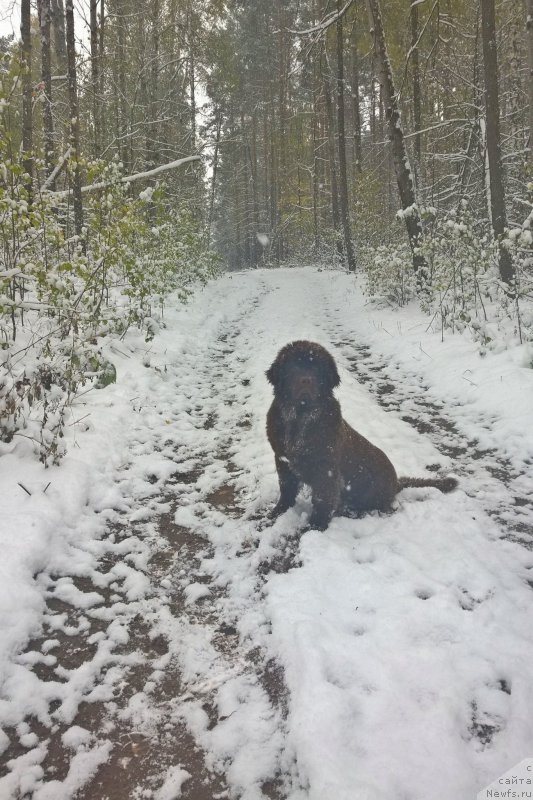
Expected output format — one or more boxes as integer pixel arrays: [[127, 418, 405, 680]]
[[281, 408, 320, 465]]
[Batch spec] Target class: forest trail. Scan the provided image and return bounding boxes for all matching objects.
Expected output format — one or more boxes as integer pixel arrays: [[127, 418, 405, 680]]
[[1, 268, 533, 800]]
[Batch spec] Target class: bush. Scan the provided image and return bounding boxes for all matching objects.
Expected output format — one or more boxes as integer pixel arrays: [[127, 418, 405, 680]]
[[362, 240, 416, 307], [0, 61, 218, 463], [362, 200, 533, 349]]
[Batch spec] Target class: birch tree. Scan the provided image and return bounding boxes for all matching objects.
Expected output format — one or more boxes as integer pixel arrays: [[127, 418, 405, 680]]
[[365, 0, 428, 278]]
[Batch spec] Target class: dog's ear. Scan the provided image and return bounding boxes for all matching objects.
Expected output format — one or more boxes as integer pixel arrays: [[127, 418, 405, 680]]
[[266, 345, 290, 388], [320, 351, 340, 389], [266, 360, 280, 386]]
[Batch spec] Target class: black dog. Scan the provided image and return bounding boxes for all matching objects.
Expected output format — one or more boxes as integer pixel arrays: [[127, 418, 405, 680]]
[[266, 340, 457, 530]]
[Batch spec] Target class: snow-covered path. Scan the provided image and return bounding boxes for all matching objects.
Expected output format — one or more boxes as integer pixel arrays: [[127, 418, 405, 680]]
[[1, 267, 533, 800]]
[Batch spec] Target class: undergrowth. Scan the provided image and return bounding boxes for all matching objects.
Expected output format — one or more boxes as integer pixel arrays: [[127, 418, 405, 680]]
[[0, 58, 218, 464], [361, 199, 533, 353]]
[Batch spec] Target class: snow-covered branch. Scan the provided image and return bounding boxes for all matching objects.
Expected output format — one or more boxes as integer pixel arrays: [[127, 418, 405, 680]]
[[48, 155, 202, 198], [288, 0, 355, 36], [40, 147, 72, 192]]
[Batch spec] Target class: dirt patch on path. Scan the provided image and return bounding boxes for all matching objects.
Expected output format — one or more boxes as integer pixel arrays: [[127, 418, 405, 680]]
[[0, 508, 230, 800]]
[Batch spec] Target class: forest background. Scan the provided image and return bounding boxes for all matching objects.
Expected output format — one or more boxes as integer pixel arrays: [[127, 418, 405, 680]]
[[0, 0, 532, 463]]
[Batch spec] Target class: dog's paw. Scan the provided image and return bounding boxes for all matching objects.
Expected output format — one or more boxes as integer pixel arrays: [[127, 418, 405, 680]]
[[307, 513, 331, 532], [268, 501, 293, 521]]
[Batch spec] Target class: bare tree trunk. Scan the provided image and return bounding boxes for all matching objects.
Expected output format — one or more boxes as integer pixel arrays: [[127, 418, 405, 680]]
[[410, 0, 422, 166], [65, 0, 84, 242], [268, 86, 279, 262], [370, 74, 377, 144], [324, 77, 343, 259], [38, 0, 56, 187], [336, 0, 356, 271], [457, 17, 481, 199], [351, 9, 362, 175], [233, 158, 242, 269], [51, 0, 67, 75], [207, 110, 222, 247], [188, 9, 196, 151], [366, 0, 427, 278], [115, 0, 128, 169], [527, 0, 533, 169], [20, 0, 33, 201], [98, 0, 105, 148], [480, 0, 514, 284], [250, 111, 261, 265], [508, 19, 522, 161], [148, 0, 160, 169], [241, 128, 251, 267], [312, 86, 321, 254], [276, 0, 288, 262], [90, 0, 99, 156], [189, 62, 196, 148], [262, 105, 270, 249]]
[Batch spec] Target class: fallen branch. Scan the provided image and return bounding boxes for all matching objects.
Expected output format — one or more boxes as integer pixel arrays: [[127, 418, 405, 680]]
[[47, 155, 202, 198], [40, 146, 72, 192]]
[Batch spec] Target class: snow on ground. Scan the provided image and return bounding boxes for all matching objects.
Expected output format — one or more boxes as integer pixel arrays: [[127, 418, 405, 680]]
[[1, 266, 533, 799]]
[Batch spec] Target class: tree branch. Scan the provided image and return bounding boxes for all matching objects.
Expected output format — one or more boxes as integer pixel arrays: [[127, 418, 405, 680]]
[[47, 155, 202, 197], [288, 0, 355, 36]]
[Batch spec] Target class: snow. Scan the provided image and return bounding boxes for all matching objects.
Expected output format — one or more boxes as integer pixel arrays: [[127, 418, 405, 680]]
[[154, 766, 192, 800], [31, 742, 113, 800], [1, 266, 533, 798], [184, 582, 212, 605], [61, 726, 92, 750]]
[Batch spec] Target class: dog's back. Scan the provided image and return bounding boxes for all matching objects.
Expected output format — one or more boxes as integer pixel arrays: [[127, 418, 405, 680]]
[[339, 420, 399, 513]]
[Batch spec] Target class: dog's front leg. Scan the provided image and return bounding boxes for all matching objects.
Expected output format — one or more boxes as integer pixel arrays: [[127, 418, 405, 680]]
[[270, 455, 300, 519], [308, 468, 341, 531]]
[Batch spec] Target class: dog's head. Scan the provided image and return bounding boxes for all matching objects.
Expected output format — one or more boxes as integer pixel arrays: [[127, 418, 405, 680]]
[[266, 340, 340, 408]]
